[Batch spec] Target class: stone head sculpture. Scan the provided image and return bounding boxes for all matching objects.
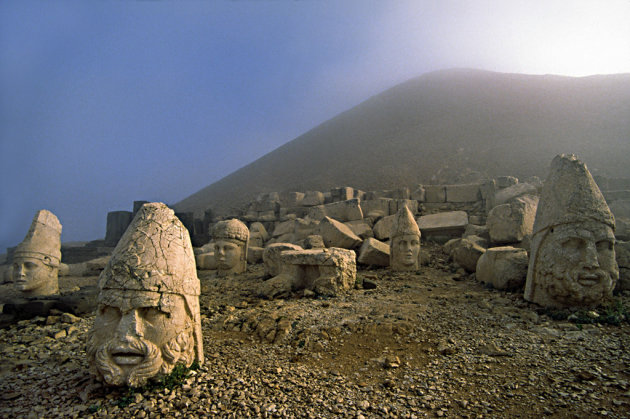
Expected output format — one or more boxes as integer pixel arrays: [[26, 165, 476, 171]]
[[12, 210, 62, 296], [389, 204, 421, 271], [525, 154, 618, 308], [212, 219, 249, 275], [87, 202, 203, 387]]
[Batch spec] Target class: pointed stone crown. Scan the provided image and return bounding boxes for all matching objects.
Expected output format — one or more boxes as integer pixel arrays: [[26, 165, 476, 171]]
[[390, 204, 421, 239], [98, 202, 200, 296], [212, 219, 249, 243], [14, 209, 62, 267], [533, 154, 615, 237]]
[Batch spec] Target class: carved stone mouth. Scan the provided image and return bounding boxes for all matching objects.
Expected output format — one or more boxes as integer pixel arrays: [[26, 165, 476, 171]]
[[111, 347, 145, 365], [577, 272, 602, 287]]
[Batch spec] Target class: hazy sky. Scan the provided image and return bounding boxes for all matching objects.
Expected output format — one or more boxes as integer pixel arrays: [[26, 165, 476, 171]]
[[1, 0, 630, 252]]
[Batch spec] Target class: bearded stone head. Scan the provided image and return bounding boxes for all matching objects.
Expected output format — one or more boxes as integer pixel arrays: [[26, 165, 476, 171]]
[[87, 203, 203, 387], [525, 154, 618, 308]]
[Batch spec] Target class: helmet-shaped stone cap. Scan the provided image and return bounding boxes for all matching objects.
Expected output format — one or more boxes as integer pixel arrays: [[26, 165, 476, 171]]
[[98, 202, 200, 296], [14, 209, 62, 267], [532, 154, 614, 237], [212, 218, 249, 243], [390, 204, 421, 239]]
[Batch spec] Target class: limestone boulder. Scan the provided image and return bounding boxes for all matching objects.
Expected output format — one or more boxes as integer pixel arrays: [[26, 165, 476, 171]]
[[476, 246, 529, 290], [494, 183, 538, 206], [496, 176, 518, 188], [195, 252, 217, 270], [300, 235, 325, 249], [487, 195, 538, 244], [321, 198, 364, 222], [262, 243, 304, 277], [445, 237, 486, 273], [445, 184, 481, 203], [318, 217, 362, 249], [345, 220, 374, 240], [463, 224, 490, 242], [424, 185, 446, 203], [357, 238, 390, 267], [258, 248, 356, 298], [247, 246, 264, 264], [272, 220, 296, 238], [417, 211, 468, 243], [373, 215, 395, 240], [301, 191, 325, 207], [361, 198, 393, 218]]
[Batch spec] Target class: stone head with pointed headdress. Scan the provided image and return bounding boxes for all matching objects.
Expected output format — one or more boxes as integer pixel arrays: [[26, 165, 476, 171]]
[[12, 210, 62, 296], [525, 154, 618, 308], [390, 204, 421, 271], [87, 202, 203, 387], [212, 219, 249, 275]]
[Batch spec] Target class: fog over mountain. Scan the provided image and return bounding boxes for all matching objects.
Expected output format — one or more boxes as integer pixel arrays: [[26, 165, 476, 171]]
[[175, 69, 630, 216]]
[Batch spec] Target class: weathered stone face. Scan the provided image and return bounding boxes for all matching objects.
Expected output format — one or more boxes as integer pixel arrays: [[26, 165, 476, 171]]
[[87, 202, 203, 387], [389, 205, 421, 271], [525, 154, 618, 308], [391, 234, 420, 271], [531, 221, 617, 307], [12, 256, 57, 295], [12, 209, 61, 296], [214, 239, 244, 273], [87, 291, 196, 387], [212, 219, 249, 275]]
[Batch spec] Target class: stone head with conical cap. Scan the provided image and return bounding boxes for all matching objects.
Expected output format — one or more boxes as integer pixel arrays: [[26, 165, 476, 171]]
[[212, 218, 249, 275], [12, 209, 62, 296], [525, 154, 618, 308], [87, 202, 203, 387], [390, 204, 421, 271]]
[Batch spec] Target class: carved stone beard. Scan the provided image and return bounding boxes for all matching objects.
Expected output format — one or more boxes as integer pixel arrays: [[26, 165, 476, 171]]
[[536, 260, 616, 307], [87, 329, 194, 387]]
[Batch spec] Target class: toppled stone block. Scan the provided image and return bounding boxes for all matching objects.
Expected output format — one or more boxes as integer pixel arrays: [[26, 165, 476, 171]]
[[494, 183, 538, 206], [487, 195, 538, 244], [464, 224, 490, 242], [345, 220, 374, 239], [476, 246, 528, 290], [195, 252, 217, 270], [318, 217, 362, 249], [424, 185, 446, 203], [411, 185, 426, 202], [322, 198, 364, 222], [301, 235, 325, 249], [302, 191, 325, 207], [330, 187, 354, 202], [445, 237, 486, 273], [496, 176, 518, 188], [417, 211, 468, 243], [373, 215, 395, 240], [361, 198, 393, 218], [247, 246, 264, 264], [445, 184, 481, 203], [272, 220, 296, 238], [263, 243, 304, 277], [280, 191, 305, 207], [258, 248, 356, 298], [357, 238, 390, 267]]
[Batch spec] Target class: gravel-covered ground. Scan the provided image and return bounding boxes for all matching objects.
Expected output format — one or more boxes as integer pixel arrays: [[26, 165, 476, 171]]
[[1, 243, 629, 418]]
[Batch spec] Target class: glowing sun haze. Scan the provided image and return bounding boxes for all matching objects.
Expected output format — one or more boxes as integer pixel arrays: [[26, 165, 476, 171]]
[[0, 0, 629, 251]]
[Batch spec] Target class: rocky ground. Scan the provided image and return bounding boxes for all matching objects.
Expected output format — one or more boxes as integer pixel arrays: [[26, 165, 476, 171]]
[[1, 243, 629, 418]]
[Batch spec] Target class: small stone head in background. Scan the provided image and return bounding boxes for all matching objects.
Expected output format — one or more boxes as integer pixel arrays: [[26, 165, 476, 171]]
[[212, 219, 249, 275], [525, 154, 618, 308], [390, 204, 421, 271], [12, 209, 62, 296], [87, 203, 203, 387]]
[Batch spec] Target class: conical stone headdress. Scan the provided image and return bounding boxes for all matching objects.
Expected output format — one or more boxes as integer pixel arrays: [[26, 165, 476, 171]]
[[98, 202, 200, 296], [390, 204, 421, 239], [532, 154, 614, 237], [14, 209, 62, 267]]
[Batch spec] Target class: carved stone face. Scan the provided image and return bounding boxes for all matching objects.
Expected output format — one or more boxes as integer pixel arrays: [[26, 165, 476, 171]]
[[87, 290, 195, 387], [391, 234, 420, 271], [12, 256, 58, 295], [214, 239, 244, 273], [533, 221, 618, 307]]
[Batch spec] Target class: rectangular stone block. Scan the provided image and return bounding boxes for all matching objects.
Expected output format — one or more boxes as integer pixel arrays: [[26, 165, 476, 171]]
[[445, 184, 481, 203], [389, 199, 418, 216], [361, 198, 393, 217], [424, 186, 446, 203], [417, 211, 468, 243]]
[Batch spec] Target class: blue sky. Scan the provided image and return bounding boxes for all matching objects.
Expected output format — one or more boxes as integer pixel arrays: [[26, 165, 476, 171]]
[[1, 0, 630, 251]]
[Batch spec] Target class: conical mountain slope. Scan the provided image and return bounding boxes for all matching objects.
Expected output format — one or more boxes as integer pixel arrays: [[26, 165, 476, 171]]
[[175, 68, 630, 215]]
